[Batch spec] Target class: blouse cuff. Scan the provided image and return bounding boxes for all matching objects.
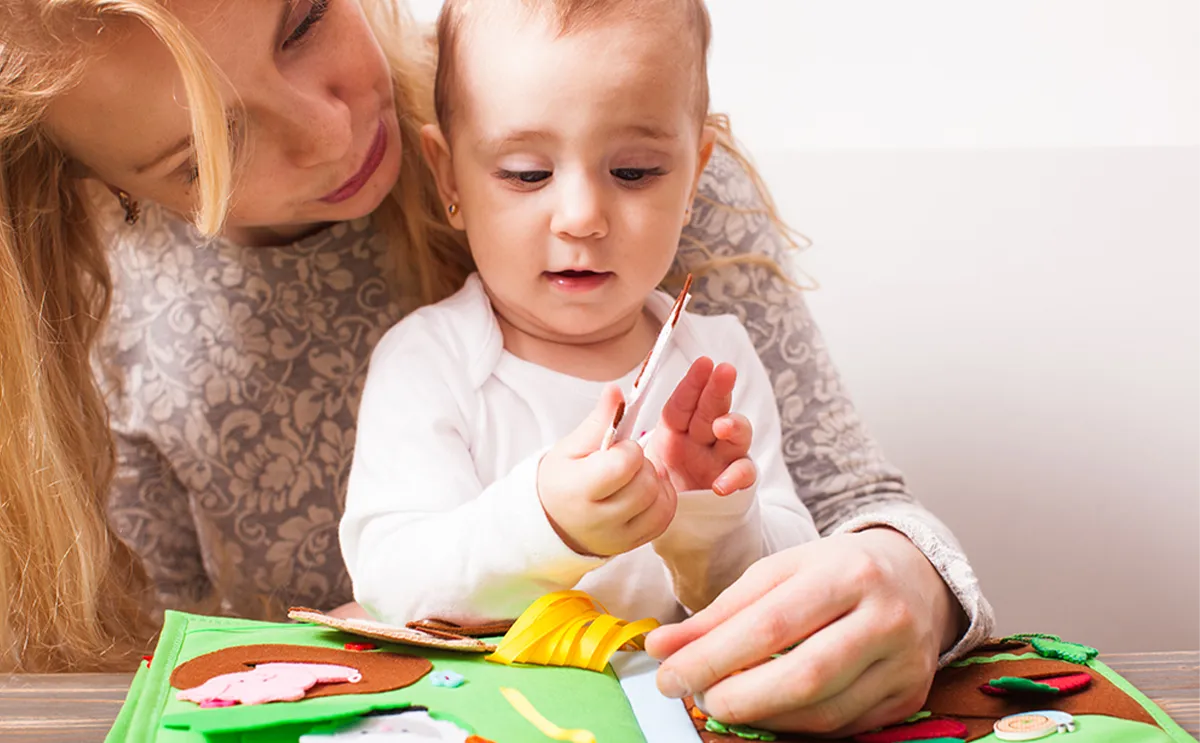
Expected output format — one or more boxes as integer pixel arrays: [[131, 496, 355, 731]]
[[834, 504, 994, 667]]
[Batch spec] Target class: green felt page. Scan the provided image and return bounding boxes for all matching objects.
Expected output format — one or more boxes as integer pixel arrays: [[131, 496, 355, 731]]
[[974, 715, 1181, 743], [119, 610, 647, 743], [105, 659, 150, 743], [1088, 660, 1196, 743]]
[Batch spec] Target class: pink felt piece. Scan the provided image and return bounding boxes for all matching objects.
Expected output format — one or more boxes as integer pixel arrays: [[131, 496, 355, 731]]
[[176, 663, 361, 706], [199, 699, 236, 708], [854, 717, 969, 743]]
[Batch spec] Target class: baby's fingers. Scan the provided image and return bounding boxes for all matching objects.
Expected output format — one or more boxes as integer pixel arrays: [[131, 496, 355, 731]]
[[661, 357, 715, 433], [690, 363, 737, 444], [713, 458, 756, 496], [713, 413, 752, 454]]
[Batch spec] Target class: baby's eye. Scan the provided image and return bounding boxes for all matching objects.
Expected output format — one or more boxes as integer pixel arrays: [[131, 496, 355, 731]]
[[497, 169, 551, 184], [611, 167, 665, 182]]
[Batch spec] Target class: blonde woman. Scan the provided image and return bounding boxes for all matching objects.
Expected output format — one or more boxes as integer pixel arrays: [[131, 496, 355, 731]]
[[0, 0, 991, 735]]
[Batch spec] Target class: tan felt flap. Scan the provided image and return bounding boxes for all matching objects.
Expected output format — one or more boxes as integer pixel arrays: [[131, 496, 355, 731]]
[[288, 607, 497, 653]]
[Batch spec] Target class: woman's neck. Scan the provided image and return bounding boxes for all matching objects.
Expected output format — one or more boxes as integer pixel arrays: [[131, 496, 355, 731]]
[[496, 306, 660, 383], [221, 221, 334, 248]]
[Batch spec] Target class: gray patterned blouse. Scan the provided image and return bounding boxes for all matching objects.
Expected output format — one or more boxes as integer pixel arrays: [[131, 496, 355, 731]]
[[98, 147, 993, 663]]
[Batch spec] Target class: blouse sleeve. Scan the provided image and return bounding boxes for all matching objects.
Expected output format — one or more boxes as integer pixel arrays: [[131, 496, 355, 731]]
[[675, 145, 994, 664], [107, 432, 215, 615]]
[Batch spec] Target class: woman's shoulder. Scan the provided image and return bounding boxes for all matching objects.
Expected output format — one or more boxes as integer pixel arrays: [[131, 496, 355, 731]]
[[681, 136, 808, 271]]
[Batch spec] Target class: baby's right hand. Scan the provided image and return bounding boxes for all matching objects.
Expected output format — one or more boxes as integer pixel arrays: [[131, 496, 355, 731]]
[[537, 385, 678, 557]]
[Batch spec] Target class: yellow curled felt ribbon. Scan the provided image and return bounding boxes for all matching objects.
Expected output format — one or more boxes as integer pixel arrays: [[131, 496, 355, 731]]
[[500, 687, 596, 743], [486, 590, 660, 672]]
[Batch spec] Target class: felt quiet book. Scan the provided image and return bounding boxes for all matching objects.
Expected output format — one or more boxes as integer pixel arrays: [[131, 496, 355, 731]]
[[106, 592, 1194, 743]]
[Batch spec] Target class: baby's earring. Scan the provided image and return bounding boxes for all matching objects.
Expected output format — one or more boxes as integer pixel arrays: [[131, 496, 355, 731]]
[[116, 189, 140, 225], [447, 203, 459, 217]]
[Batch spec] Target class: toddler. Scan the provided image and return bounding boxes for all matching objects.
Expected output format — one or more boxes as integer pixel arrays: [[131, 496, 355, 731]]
[[340, 0, 819, 625]]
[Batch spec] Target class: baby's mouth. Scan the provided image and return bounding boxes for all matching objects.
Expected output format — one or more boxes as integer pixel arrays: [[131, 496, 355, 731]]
[[543, 270, 613, 291]]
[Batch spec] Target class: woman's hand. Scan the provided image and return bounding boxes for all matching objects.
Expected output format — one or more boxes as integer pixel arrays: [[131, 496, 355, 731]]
[[645, 529, 964, 736], [327, 601, 370, 620], [645, 357, 756, 496]]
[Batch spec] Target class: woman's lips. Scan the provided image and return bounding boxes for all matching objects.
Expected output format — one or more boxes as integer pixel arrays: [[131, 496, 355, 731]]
[[320, 121, 387, 204], [543, 270, 612, 292]]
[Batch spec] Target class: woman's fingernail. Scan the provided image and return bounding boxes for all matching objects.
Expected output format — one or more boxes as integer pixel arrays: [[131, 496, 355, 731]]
[[658, 668, 689, 699]]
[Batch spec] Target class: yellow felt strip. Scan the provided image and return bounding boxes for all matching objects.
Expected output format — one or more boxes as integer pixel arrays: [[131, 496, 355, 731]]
[[577, 613, 621, 666], [500, 687, 597, 743], [588, 617, 662, 671], [549, 614, 594, 666], [487, 590, 658, 672], [488, 599, 588, 665]]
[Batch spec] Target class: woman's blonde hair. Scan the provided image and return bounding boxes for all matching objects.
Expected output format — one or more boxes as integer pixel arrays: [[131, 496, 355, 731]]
[[0, 2, 161, 672], [0, 0, 802, 671]]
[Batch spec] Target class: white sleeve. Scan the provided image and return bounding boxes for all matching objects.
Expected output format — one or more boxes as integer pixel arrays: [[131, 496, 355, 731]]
[[340, 318, 605, 625], [652, 321, 820, 613]]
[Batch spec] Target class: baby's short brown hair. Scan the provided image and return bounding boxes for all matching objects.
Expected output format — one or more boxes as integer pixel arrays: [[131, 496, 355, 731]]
[[433, 0, 713, 133]]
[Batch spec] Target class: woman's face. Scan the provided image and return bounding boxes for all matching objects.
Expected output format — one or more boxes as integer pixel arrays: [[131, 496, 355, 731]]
[[43, 0, 402, 244]]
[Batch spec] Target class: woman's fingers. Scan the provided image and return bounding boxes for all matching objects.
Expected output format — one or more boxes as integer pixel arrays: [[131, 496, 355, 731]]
[[654, 548, 858, 699], [646, 548, 804, 661], [690, 607, 898, 728], [326, 601, 370, 620], [651, 531, 954, 736], [718, 654, 926, 736]]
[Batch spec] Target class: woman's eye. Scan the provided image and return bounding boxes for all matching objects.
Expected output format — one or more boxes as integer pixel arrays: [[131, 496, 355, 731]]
[[611, 167, 664, 182], [176, 162, 199, 186], [283, 0, 330, 49], [497, 169, 552, 185], [174, 120, 240, 188]]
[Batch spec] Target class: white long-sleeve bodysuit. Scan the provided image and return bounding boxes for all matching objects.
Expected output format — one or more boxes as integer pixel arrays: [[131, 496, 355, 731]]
[[340, 274, 819, 625]]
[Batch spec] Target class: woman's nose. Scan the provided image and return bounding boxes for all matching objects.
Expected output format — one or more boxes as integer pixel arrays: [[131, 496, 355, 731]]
[[550, 172, 609, 240]]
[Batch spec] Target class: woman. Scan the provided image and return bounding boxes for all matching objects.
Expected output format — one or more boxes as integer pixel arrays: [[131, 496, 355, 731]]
[[0, 0, 990, 734]]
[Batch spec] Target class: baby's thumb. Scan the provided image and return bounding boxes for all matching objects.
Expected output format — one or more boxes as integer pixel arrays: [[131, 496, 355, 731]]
[[560, 384, 625, 458]]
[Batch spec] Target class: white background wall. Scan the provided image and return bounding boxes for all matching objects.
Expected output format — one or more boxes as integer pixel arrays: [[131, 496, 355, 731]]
[[408, 0, 1200, 651]]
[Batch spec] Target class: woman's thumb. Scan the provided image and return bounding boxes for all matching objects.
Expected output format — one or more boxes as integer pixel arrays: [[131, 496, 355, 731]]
[[560, 384, 625, 457]]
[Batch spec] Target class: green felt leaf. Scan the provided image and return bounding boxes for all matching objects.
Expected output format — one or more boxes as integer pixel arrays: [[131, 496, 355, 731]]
[[704, 719, 777, 740], [728, 722, 778, 740], [986, 676, 1059, 694], [1028, 636, 1099, 664], [1002, 634, 1099, 664]]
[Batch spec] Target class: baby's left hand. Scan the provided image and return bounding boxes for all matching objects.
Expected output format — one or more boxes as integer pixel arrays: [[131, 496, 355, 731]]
[[646, 357, 756, 495]]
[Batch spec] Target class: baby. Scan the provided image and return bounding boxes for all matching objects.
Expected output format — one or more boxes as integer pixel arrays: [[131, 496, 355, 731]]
[[340, 0, 818, 625]]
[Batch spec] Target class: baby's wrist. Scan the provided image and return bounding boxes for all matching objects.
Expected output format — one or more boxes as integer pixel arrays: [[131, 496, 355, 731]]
[[541, 505, 595, 557]]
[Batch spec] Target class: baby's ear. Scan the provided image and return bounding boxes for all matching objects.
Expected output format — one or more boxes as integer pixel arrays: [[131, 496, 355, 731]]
[[686, 125, 718, 218], [420, 124, 464, 229]]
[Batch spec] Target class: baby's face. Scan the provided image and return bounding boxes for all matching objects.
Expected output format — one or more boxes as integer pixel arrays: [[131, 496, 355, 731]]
[[442, 8, 714, 347]]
